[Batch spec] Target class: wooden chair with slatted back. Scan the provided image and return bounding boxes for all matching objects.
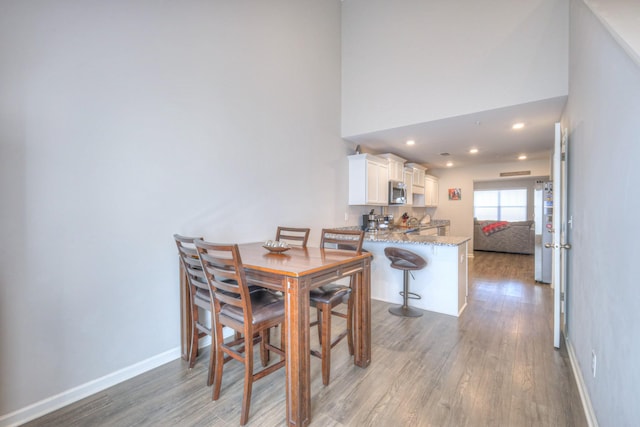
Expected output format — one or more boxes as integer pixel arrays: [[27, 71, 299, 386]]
[[174, 234, 216, 386], [275, 226, 310, 247], [310, 228, 365, 386], [194, 239, 285, 426]]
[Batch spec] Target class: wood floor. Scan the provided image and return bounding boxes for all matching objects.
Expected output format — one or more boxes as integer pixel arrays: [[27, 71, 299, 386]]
[[24, 251, 587, 426]]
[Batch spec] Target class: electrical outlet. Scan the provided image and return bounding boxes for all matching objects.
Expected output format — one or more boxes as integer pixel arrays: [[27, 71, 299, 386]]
[[591, 350, 597, 378], [344, 212, 349, 222]]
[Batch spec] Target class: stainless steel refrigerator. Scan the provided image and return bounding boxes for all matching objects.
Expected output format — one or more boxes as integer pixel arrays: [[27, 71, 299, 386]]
[[534, 181, 553, 283]]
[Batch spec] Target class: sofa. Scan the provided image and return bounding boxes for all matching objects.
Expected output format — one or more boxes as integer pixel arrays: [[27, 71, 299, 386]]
[[473, 220, 535, 254]]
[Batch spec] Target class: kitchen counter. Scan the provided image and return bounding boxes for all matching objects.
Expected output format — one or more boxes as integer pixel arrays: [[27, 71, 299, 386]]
[[338, 224, 469, 317], [341, 221, 468, 247], [410, 219, 451, 229], [365, 230, 469, 247], [375, 219, 449, 233]]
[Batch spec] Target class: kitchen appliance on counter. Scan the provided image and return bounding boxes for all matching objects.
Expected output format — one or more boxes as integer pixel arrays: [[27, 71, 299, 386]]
[[362, 215, 374, 231], [363, 210, 379, 232], [362, 211, 394, 232], [389, 180, 407, 205], [378, 214, 393, 230]]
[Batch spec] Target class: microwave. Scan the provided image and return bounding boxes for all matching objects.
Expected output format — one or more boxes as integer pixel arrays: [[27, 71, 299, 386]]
[[389, 180, 407, 205]]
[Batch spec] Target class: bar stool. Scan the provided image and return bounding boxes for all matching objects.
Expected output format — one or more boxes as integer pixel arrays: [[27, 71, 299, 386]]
[[384, 247, 427, 317]]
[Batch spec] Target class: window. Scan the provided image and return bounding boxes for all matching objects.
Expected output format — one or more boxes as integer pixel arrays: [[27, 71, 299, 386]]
[[474, 189, 527, 221]]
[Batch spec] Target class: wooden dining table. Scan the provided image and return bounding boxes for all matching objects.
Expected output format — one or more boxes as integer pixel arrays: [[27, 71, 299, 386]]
[[179, 241, 372, 427]]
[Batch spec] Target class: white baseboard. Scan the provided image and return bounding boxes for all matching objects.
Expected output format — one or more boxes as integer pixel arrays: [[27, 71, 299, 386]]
[[458, 301, 468, 316], [0, 346, 181, 427], [566, 338, 599, 427]]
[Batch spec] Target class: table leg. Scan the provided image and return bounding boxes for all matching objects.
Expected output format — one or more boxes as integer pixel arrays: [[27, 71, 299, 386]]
[[353, 258, 372, 367], [284, 276, 311, 427]]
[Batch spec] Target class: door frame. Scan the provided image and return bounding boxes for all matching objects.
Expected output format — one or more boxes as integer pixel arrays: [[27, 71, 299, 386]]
[[552, 123, 569, 348]]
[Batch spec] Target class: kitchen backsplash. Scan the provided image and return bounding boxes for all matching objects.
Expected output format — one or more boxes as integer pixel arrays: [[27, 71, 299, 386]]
[[357, 205, 438, 226]]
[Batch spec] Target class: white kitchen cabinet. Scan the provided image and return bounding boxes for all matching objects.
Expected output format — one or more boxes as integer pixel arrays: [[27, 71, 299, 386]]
[[403, 167, 413, 205], [412, 193, 425, 207], [405, 163, 426, 195], [380, 153, 406, 182], [348, 154, 389, 206], [424, 175, 439, 206]]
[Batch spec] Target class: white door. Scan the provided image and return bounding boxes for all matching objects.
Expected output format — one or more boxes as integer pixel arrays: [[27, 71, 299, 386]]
[[560, 128, 569, 336], [551, 123, 570, 348]]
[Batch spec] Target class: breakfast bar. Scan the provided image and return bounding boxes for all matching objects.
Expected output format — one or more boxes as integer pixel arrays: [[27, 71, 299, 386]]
[[363, 230, 470, 317]]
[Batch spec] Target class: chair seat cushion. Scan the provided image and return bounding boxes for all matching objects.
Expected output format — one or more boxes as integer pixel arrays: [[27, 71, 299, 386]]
[[220, 289, 284, 325], [309, 284, 351, 305], [384, 247, 427, 271], [389, 259, 425, 271]]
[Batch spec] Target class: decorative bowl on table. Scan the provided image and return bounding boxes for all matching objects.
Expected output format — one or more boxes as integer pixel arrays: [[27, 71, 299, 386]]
[[262, 240, 290, 253]]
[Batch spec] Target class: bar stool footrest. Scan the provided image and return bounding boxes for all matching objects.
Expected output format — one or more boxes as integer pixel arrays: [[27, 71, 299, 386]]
[[399, 291, 421, 300]]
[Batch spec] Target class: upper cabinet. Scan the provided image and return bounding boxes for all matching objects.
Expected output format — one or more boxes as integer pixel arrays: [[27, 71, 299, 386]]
[[403, 167, 413, 205], [425, 175, 439, 207], [348, 154, 389, 206], [348, 153, 435, 207], [379, 153, 406, 182], [405, 163, 426, 195]]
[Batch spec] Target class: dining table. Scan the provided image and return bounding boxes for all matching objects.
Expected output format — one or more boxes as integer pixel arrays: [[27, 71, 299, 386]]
[[179, 241, 372, 427]]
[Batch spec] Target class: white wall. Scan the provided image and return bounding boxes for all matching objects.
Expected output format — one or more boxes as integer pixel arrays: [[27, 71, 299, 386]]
[[583, 0, 640, 66], [563, 1, 640, 424], [430, 159, 550, 247], [341, 0, 569, 137], [0, 0, 348, 420]]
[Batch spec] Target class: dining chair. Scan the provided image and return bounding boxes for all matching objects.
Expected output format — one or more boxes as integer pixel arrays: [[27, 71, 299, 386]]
[[310, 228, 365, 386], [194, 239, 286, 426], [275, 226, 310, 247], [173, 234, 216, 386]]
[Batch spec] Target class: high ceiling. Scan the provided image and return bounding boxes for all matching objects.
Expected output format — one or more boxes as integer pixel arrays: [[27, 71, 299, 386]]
[[344, 96, 567, 170]]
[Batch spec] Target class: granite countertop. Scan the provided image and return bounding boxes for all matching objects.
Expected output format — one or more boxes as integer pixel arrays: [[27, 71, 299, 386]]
[[413, 219, 450, 229], [364, 219, 450, 233], [338, 222, 469, 247], [389, 219, 449, 233], [364, 231, 470, 247]]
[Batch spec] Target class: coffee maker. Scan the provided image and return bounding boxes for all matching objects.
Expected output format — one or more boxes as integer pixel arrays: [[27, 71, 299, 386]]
[[362, 210, 378, 232]]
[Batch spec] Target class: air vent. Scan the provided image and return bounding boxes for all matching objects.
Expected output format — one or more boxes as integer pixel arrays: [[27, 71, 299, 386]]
[[500, 170, 531, 177]]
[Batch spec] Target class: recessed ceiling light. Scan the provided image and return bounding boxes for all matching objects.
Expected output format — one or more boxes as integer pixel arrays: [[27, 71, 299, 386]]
[[518, 155, 527, 160], [406, 139, 415, 145], [469, 148, 478, 154], [512, 123, 525, 130], [446, 161, 454, 167]]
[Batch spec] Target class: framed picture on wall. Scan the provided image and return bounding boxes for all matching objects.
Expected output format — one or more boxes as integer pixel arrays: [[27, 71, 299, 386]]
[[448, 188, 461, 200]]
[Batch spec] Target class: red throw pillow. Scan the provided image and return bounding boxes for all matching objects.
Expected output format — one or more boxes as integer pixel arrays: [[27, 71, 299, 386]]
[[482, 221, 510, 236]]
